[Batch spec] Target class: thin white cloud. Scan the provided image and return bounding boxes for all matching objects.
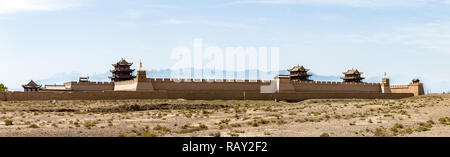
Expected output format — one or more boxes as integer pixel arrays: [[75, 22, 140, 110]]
[[328, 21, 450, 53], [202, 21, 256, 29], [162, 18, 192, 25], [119, 4, 178, 20], [0, 0, 79, 14], [226, 0, 450, 8], [161, 19, 256, 29], [119, 10, 142, 19], [248, 17, 267, 24], [118, 21, 138, 28], [145, 4, 179, 9]]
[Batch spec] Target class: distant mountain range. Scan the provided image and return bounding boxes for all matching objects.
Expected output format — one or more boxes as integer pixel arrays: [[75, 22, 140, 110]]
[[34, 68, 448, 93], [37, 68, 376, 84]]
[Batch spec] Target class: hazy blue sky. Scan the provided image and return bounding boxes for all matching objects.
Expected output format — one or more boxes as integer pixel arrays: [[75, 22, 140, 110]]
[[1, 0, 450, 92]]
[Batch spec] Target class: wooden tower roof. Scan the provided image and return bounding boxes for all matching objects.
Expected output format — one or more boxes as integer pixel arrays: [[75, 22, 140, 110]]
[[288, 65, 310, 72], [343, 69, 363, 75], [113, 58, 133, 66], [22, 80, 41, 88]]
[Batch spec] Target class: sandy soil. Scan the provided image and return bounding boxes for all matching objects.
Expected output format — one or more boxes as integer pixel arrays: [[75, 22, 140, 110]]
[[0, 94, 449, 137]]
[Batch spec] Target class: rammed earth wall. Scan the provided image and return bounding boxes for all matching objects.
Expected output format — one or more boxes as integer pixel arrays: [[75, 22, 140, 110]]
[[291, 81, 382, 93], [0, 91, 413, 101], [65, 82, 114, 91], [0, 92, 6, 101], [149, 79, 271, 92]]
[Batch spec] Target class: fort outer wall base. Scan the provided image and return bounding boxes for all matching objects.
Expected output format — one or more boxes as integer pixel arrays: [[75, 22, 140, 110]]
[[167, 92, 413, 101], [1, 91, 413, 102], [0, 92, 6, 101]]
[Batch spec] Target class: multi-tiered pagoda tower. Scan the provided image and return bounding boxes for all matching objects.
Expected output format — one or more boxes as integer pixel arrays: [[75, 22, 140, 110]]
[[109, 59, 136, 82], [22, 80, 41, 92], [288, 65, 312, 81], [341, 69, 365, 83]]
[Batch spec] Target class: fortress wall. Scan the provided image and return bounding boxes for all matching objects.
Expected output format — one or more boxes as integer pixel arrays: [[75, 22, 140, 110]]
[[0, 92, 6, 101], [136, 81, 155, 91], [114, 80, 138, 91], [416, 83, 425, 96], [4, 91, 167, 101], [66, 82, 114, 91], [145, 78, 271, 83], [390, 86, 410, 94], [150, 79, 271, 92], [391, 83, 424, 96], [168, 91, 245, 100], [291, 81, 382, 93], [2, 91, 413, 101], [121, 76, 384, 94], [161, 92, 413, 101]]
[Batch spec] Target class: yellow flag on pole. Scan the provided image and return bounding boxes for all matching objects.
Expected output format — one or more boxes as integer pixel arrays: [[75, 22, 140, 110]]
[[140, 60, 143, 69]]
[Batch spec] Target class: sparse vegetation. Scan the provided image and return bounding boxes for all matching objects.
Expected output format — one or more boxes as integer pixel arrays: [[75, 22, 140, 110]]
[[228, 132, 239, 137], [83, 120, 97, 129], [28, 124, 39, 128], [209, 132, 221, 137], [320, 133, 330, 137], [177, 123, 208, 134], [0, 84, 7, 92], [153, 125, 171, 132], [4, 120, 13, 126], [374, 127, 388, 137], [439, 117, 450, 125], [415, 121, 434, 132], [0, 95, 449, 137], [390, 123, 404, 134]]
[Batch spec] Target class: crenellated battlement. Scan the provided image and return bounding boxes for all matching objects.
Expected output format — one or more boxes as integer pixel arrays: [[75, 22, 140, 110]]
[[390, 85, 410, 89], [148, 78, 272, 84], [389, 82, 424, 96], [291, 81, 381, 86], [24, 69, 422, 97], [282, 80, 382, 94], [64, 81, 115, 91], [67, 81, 114, 85]]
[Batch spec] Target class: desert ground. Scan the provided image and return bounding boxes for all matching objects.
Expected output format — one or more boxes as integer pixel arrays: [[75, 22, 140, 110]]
[[0, 94, 449, 137]]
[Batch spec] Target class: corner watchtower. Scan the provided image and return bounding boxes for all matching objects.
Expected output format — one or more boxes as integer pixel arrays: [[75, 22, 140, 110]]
[[410, 78, 425, 96], [136, 70, 147, 81], [288, 65, 312, 81], [341, 69, 365, 83], [381, 78, 391, 93], [109, 58, 136, 82]]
